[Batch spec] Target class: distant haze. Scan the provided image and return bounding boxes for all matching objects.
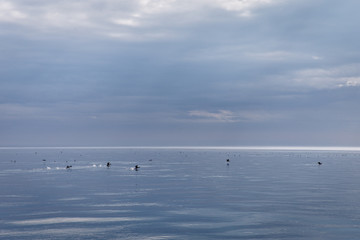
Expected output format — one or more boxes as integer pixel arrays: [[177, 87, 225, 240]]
[[1, 0, 360, 147]]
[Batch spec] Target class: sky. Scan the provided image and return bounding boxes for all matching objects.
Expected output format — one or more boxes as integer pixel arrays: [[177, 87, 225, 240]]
[[1, 0, 360, 147]]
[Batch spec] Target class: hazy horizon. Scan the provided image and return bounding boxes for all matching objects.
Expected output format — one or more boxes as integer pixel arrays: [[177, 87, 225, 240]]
[[2, 145, 360, 152]]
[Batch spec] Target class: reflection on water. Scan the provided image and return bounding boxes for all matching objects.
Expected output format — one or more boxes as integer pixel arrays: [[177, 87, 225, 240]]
[[1, 148, 360, 239]]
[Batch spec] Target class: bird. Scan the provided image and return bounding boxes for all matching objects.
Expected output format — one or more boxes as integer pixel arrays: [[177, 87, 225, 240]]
[[107, 162, 111, 167], [317, 162, 322, 165], [134, 165, 140, 171], [66, 165, 72, 169], [226, 159, 230, 162]]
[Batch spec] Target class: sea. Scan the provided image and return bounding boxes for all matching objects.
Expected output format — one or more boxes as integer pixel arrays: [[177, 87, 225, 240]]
[[1, 147, 360, 240]]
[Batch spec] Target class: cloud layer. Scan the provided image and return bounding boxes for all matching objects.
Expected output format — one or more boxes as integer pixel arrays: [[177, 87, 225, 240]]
[[1, 0, 360, 146]]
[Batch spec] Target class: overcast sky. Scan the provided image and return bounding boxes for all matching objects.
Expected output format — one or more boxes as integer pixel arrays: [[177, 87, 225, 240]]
[[1, 0, 360, 147]]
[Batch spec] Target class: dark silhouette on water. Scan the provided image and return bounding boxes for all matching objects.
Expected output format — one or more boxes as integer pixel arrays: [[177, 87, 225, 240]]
[[318, 162, 322, 165], [107, 162, 111, 167], [134, 165, 140, 171], [226, 159, 230, 162], [66, 165, 72, 169]]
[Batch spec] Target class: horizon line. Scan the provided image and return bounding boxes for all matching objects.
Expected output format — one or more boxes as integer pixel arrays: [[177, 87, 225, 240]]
[[1, 146, 360, 151]]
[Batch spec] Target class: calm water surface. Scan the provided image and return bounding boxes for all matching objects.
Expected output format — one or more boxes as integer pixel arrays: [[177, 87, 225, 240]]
[[1, 148, 360, 239]]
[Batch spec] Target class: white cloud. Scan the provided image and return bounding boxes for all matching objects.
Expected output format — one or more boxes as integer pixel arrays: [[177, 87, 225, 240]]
[[189, 110, 236, 122], [289, 64, 360, 89], [43, 10, 90, 29], [188, 109, 282, 123], [338, 77, 360, 88], [246, 51, 295, 61], [112, 18, 140, 27], [0, 0, 283, 39], [183, 45, 321, 63], [138, 0, 177, 14], [0, 1, 26, 22], [106, 31, 173, 41], [214, 0, 275, 17], [312, 55, 322, 60]]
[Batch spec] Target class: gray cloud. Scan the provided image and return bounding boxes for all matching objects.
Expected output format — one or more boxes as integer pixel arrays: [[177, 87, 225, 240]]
[[1, 0, 360, 146]]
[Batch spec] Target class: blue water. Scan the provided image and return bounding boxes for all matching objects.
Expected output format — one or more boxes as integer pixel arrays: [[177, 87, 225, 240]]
[[1, 147, 360, 239]]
